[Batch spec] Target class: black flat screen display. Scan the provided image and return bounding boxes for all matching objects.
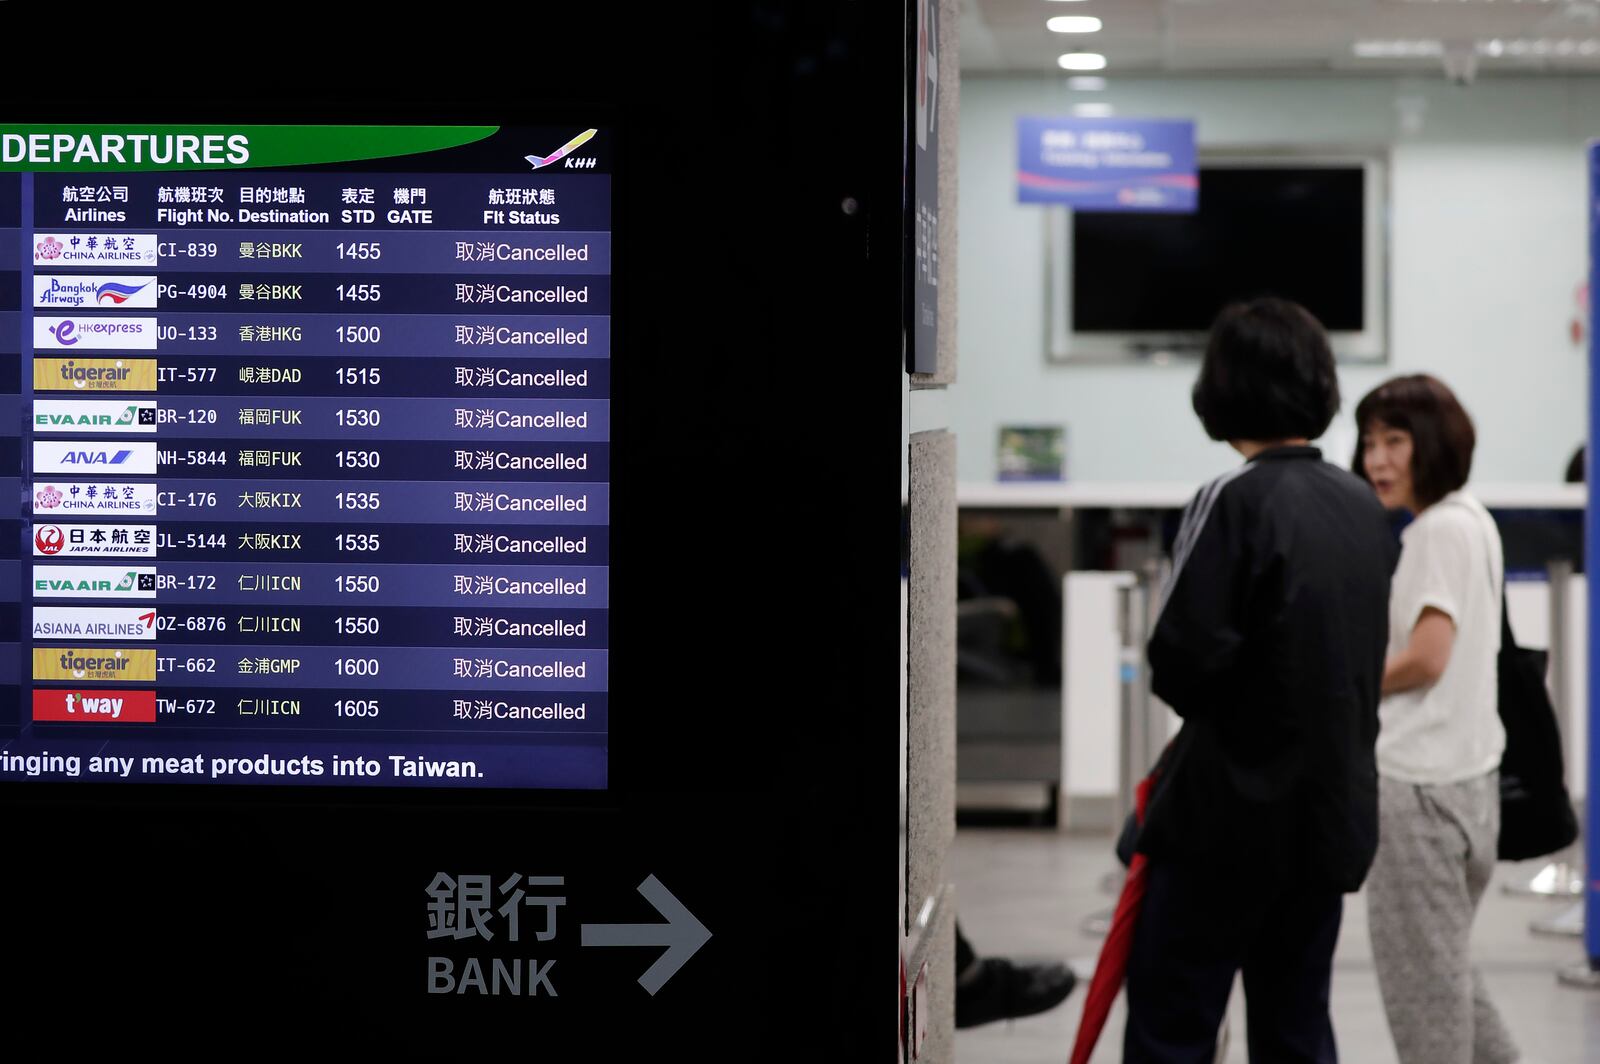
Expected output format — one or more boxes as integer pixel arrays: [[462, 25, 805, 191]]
[[1071, 166, 1366, 333]]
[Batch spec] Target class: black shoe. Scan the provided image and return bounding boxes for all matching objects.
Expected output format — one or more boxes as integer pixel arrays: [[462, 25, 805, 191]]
[[954, 958, 1078, 1029]]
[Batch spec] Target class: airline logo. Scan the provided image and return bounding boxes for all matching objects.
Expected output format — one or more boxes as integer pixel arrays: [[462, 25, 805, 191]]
[[32, 606, 157, 641], [34, 523, 157, 558], [32, 565, 158, 599], [35, 357, 158, 392], [33, 689, 158, 723], [34, 316, 158, 350], [33, 482, 157, 515], [34, 647, 157, 683], [33, 233, 158, 267], [34, 399, 157, 433], [34, 275, 158, 309], [34, 439, 158, 475]]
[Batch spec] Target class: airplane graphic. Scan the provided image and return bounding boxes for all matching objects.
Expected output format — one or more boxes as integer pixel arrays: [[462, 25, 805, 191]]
[[526, 128, 598, 170]]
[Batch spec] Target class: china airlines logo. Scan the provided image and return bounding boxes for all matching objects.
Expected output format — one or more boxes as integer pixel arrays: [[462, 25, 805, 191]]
[[36, 237, 62, 261], [35, 485, 62, 510]]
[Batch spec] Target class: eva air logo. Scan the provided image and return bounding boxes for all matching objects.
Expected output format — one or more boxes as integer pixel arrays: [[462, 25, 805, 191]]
[[114, 571, 155, 593]]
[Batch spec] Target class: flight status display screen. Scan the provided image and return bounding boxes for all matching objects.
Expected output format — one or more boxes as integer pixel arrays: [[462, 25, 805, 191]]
[[0, 124, 610, 789]]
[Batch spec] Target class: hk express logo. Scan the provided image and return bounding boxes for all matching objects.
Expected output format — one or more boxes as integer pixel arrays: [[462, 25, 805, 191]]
[[36, 237, 62, 261], [35, 526, 64, 555], [35, 485, 62, 510], [48, 320, 78, 346]]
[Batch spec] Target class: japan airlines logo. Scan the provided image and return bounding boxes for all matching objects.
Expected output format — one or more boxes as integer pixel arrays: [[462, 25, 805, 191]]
[[526, 128, 597, 170], [32, 523, 157, 558], [35, 526, 64, 555], [36, 236, 62, 261], [98, 281, 152, 305]]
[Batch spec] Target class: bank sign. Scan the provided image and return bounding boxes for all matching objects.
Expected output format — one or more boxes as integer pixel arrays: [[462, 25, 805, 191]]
[[1016, 116, 1197, 212]]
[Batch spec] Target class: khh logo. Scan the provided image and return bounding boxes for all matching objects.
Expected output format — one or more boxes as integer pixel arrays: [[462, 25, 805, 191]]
[[36, 237, 62, 261], [525, 128, 598, 170]]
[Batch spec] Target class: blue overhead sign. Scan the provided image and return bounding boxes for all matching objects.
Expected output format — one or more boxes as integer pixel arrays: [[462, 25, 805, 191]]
[[1017, 116, 1197, 212]]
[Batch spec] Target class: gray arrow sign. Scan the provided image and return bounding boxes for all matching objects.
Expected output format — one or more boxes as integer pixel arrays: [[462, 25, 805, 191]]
[[580, 874, 711, 995]]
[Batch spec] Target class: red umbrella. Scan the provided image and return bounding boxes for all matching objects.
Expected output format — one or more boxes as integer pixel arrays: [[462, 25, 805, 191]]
[[1067, 771, 1158, 1064]]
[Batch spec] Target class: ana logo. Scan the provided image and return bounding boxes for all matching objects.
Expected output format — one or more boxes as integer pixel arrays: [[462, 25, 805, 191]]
[[36, 237, 62, 261], [35, 526, 64, 555], [49, 320, 78, 346], [35, 485, 62, 510], [35, 441, 156, 476], [59, 449, 134, 466], [97, 281, 151, 305]]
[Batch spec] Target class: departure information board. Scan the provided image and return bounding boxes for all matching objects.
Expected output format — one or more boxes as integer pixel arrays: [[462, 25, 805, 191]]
[[0, 125, 610, 789]]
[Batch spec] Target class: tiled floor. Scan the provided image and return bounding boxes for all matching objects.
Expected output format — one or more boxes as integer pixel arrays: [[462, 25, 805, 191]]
[[951, 828, 1600, 1063]]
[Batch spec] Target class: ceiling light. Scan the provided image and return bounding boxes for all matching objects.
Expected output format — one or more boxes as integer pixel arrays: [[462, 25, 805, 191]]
[[1073, 103, 1115, 118], [1058, 52, 1108, 70], [1048, 15, 1102, 33], [1068, 76, 1108, 90]]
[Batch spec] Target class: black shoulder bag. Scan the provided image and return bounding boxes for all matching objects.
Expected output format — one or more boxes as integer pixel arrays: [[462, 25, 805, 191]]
[[1495, 583, 1581, 861]]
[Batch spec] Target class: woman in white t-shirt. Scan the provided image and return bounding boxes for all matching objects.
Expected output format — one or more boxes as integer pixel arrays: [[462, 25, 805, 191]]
[[1353, 374, 1518, 1064]]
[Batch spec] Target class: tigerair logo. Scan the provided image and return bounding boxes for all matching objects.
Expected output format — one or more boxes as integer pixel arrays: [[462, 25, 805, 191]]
[[34, 358, 157, 392], [34, 648, 156, 683]]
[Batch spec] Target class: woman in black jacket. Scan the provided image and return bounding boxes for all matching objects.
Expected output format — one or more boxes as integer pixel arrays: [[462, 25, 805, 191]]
[[1123, 298, 1397, 1064]]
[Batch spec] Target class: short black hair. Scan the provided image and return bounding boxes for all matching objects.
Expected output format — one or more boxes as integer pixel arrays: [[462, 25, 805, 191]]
[[1190, 298, 1340, 443], [1351, 374, 1475, 508]]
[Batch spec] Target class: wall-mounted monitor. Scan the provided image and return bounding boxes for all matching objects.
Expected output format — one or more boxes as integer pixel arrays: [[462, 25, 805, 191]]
[[1048, 153, 1389, 363], [0, 123, 611, 791]]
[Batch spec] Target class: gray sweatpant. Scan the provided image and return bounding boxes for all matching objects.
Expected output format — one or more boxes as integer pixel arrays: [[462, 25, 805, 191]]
[[1366, 772, 1518, 1064]]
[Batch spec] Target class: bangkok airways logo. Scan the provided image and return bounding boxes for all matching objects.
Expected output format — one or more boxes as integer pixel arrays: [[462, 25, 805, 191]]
[[48, 320, 78, 346], [35, 485, 62, 510], [97, 281, 151, 305], [35, 526, 65, 556], [36, 237, 62, 261]]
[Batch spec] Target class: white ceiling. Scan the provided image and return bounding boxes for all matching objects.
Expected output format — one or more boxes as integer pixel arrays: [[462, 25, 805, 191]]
[[961, 0, 1600, 76]]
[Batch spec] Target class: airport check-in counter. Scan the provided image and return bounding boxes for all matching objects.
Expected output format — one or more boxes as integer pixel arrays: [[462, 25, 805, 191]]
[[955, 482, 1588, 838]]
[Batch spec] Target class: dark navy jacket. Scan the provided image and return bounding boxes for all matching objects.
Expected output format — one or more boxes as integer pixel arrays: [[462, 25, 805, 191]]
[[1138, 446, 1398, 892]]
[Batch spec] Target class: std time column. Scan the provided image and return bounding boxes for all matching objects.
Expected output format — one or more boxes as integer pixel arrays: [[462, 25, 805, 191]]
[[0, 175, 20, 734]]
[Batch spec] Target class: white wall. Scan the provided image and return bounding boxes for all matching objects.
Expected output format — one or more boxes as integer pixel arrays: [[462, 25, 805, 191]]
[[957, 75, 1600, 484]]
